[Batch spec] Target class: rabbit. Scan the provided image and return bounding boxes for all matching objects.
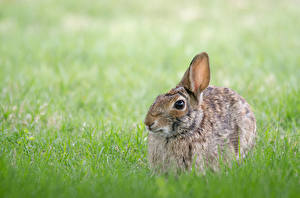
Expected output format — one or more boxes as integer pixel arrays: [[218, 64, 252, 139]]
[[144, 52, 256, 173]]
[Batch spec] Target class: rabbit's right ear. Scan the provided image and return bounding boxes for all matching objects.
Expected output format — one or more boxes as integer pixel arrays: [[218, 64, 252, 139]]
[[178, 52, 210, 101]]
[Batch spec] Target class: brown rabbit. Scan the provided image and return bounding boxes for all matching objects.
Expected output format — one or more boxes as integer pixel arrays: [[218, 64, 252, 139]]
[[144, 52, 256, 173]]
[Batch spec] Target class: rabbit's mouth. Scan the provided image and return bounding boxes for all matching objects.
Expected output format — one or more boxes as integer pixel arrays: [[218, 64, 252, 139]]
[[148, 126, 171, 135], [153, 129, 166, 133], [148, 127, 179, 138], [149, 128, 167, 133]]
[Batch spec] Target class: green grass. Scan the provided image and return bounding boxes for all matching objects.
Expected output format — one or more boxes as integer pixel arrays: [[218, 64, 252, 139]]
[[0, 0, 299, 197]]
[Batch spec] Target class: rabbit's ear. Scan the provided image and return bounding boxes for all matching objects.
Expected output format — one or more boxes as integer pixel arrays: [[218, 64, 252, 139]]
[[178, 52, 210, 100]]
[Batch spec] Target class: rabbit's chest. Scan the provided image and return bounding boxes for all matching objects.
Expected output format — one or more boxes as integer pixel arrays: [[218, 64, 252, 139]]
[[148, 133, 207, 171]]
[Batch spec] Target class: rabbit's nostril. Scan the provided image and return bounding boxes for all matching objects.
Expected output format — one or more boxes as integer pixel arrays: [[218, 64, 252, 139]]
[[147, 122, 155, 130], [150, 122, 154, 127]]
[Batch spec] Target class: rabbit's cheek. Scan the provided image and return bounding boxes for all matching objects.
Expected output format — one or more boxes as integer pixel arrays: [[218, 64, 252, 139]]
[[169, 108, 188, 118], [155, 117, 170, 129]]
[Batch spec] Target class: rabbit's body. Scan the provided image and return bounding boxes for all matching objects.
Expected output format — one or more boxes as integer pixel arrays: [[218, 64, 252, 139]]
[[148, 86, 256, 173], [145, 53, 256, 173]]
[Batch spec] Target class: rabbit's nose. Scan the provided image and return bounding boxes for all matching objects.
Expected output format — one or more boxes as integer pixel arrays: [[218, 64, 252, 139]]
[[148, 123, 155, 130], [144, 120, 155, 131]]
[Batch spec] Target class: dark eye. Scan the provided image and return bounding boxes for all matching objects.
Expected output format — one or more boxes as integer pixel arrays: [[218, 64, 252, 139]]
[[174, 100, 185, 110]]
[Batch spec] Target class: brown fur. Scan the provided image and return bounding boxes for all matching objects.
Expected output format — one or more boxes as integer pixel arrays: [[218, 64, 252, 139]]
[[144, 52, 256, 174]]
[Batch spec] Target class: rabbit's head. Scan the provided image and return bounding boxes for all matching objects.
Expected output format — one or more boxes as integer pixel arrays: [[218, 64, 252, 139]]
[[144, 52, 210, 137]]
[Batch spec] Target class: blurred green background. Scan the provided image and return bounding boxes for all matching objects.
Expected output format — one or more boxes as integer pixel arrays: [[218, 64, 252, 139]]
[[0, 0, 299, 197]]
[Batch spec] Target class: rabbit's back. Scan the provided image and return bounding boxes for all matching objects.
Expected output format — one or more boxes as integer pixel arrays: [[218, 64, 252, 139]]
[[202, 86, 256, 160]]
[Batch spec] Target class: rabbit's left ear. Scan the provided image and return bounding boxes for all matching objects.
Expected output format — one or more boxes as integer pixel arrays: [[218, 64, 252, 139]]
[[178, 52, 210, 100]]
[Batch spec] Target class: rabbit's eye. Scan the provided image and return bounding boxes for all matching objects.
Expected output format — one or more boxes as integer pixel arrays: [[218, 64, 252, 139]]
[[174, 100, 185, 110]]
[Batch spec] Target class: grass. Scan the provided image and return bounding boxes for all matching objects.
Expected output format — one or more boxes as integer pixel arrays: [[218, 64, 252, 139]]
[[0, 0, 299, 197]]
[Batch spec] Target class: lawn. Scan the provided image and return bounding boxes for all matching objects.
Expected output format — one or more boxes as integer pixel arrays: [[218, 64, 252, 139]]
[[0, 0, 299, 197]]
